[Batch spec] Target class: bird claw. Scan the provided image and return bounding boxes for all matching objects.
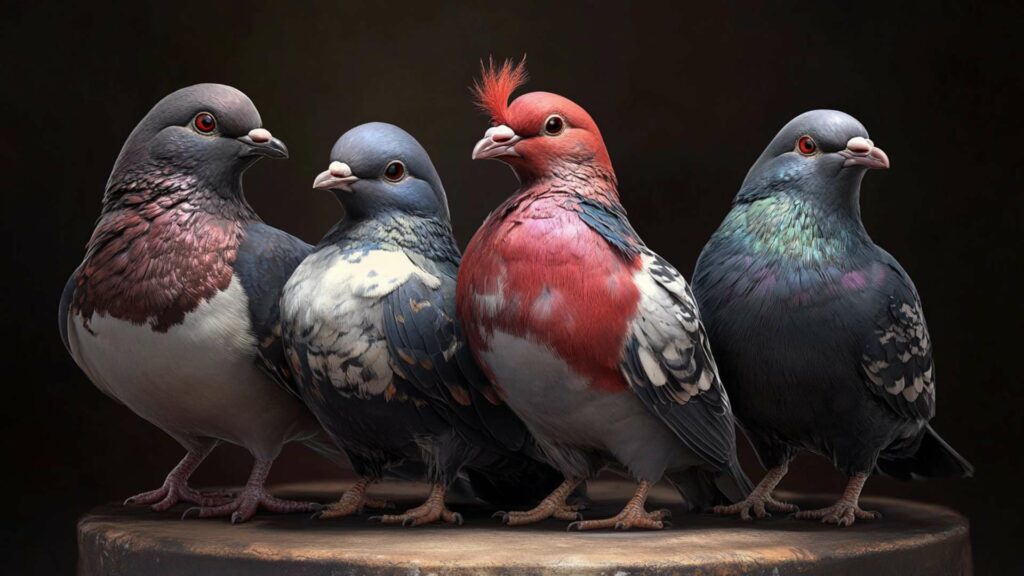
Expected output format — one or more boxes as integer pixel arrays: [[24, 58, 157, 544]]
[[569, 506, 668, 531], [180, 485, 320, 523], [713, 492, 798, 521], [794, 501, 881, 527], [125, 482, 232, 511], [316, 486, 384, 520]]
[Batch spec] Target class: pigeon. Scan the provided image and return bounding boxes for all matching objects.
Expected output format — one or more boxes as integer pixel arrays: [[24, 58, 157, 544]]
[[280, 122, 559, 526], [692, 109, 974, 526], [59, 83, 345, 524], [456, 59, 752, 530]]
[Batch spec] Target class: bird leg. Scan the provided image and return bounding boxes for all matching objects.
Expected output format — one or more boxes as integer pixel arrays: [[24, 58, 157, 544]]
[[568, 480, 669, 531], [369, 483, 463, 527], [181, 458, 321, 524], [712, 462, 798, 520], [494, 478, 584, 526], [794, 472, 882, 526], [124, 447, 233, 511], [314, 477, 391, 519]]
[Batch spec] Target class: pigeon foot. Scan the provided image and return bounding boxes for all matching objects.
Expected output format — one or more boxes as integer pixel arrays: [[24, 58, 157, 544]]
[[314, 477, 391, 520], [369, 483, 462, 527], [568, 480, 669, 531], [125, 482, 233, 511], [713, 492, 798, 520], [713, 463, 797, 520], [794, 472, 881, 527], [493, 478, 582, 526], [795, 501, 881, 526], [124, 448, 228, 511], [180, 458, 320, 524]]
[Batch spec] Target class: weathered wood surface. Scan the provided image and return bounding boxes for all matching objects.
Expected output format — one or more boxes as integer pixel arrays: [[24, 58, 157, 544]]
[[78, 480, 971, 575]]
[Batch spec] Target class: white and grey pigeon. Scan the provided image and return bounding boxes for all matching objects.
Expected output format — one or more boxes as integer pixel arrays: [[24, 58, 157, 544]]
[[280, 122, 563, 526], [59, 83, 345, 524]]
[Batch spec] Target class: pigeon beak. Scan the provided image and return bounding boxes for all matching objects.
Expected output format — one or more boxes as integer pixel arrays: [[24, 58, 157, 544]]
[[472, 125, 522, 160], [313, 161, 360, 192], [838, 136, 890, 170], [237, 128, 288, 159]]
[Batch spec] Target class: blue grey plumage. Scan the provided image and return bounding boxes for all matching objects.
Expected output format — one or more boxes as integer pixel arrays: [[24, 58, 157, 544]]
[[692, 110, 972, 525], [280, 123, 560, 524]]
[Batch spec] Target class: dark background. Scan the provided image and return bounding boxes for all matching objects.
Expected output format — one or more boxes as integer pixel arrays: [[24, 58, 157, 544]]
[[3, 1, 1019, 573]]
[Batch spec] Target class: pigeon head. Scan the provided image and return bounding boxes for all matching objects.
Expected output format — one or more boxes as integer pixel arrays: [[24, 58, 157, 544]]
[[470, 58, 615, 186], [736, 110, 889, 210], [108, 83, 287, 197], [313, 122, 450, 222]]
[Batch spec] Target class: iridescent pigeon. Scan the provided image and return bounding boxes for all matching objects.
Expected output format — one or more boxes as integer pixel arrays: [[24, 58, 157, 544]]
[[692, 110, 973, 526]]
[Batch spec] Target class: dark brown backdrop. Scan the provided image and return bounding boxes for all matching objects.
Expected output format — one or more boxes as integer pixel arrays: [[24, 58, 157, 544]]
[[3, 1, 1020, 573]]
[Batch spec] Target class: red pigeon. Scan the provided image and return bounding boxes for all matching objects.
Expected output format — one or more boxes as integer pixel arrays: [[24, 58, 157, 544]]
[[456, 59, 752, 530]]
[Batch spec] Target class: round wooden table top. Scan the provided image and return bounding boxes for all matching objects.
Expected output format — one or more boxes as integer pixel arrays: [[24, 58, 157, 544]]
[[78, 480, 971, 575]]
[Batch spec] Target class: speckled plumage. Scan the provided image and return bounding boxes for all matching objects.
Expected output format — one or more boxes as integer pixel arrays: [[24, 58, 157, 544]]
[[692, 110, 972, 525], [280, 123, 561, 523]]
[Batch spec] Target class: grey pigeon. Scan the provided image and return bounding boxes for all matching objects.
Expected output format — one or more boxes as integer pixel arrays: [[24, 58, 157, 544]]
[[280, 122, 561, 525], [692, 110, 973, 526], [59, 84, 344, 523]]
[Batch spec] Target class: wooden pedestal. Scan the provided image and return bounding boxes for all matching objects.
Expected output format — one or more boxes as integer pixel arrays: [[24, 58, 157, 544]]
[[78, 480, 971, 575]]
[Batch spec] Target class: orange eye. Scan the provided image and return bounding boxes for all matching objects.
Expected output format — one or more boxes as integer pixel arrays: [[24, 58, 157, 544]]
[[797, 135, 817, 155], [383, 161, 406, 182], [193, 112, 216, 133]]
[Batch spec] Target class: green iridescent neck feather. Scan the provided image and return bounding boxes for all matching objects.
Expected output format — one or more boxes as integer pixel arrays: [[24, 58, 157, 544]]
[[719, 193, 869, 265]]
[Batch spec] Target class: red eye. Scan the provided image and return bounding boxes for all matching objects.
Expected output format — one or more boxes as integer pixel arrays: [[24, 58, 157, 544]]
[[797, 135, 817, 155], [383, 161, 406, 182], [194, 112, 217, 133]]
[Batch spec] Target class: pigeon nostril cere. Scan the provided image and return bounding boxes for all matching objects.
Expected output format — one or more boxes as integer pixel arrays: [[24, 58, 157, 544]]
[[487, 125, 516, 143], [329, 161, 352, 178], [846, 137, 872, 154], [248, 128, 272, 144]]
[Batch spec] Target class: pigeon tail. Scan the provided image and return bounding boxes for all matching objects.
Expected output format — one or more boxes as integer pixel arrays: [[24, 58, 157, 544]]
[[876, 425, 974, 480], [666, 462, 753, 511]]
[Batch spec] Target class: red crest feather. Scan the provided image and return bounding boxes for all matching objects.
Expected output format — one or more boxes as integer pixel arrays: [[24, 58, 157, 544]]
[[472, 56, 528, 125]]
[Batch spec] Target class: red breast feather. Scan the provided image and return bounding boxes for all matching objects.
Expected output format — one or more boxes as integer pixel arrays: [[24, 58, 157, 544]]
[[458, 194, 640, 393]]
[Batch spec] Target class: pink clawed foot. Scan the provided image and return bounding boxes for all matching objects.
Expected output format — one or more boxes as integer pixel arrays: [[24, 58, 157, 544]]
[[313, 477, 391, 520], [793, 472, 881, 527], [123, 449, 228, 511], [369, 483, 462, 527], [495, 478, 583, 526], [567, 480, 669, 531], [713, 463, 796, 520], [794, 501, 881, 526], [181, 458, 320, 524], [124, 483, 233, 511]]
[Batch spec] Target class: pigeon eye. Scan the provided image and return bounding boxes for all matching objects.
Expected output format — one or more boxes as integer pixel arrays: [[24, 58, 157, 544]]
[[797, 135, 817, 155], [383, 161, 406, 182], [543, 115, 565, 136], [193, 112, 217, 134]]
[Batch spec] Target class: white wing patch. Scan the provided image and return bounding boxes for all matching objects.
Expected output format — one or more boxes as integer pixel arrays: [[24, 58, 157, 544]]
[[281, 247, 439, 398], [627, 253, 714, 403]]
